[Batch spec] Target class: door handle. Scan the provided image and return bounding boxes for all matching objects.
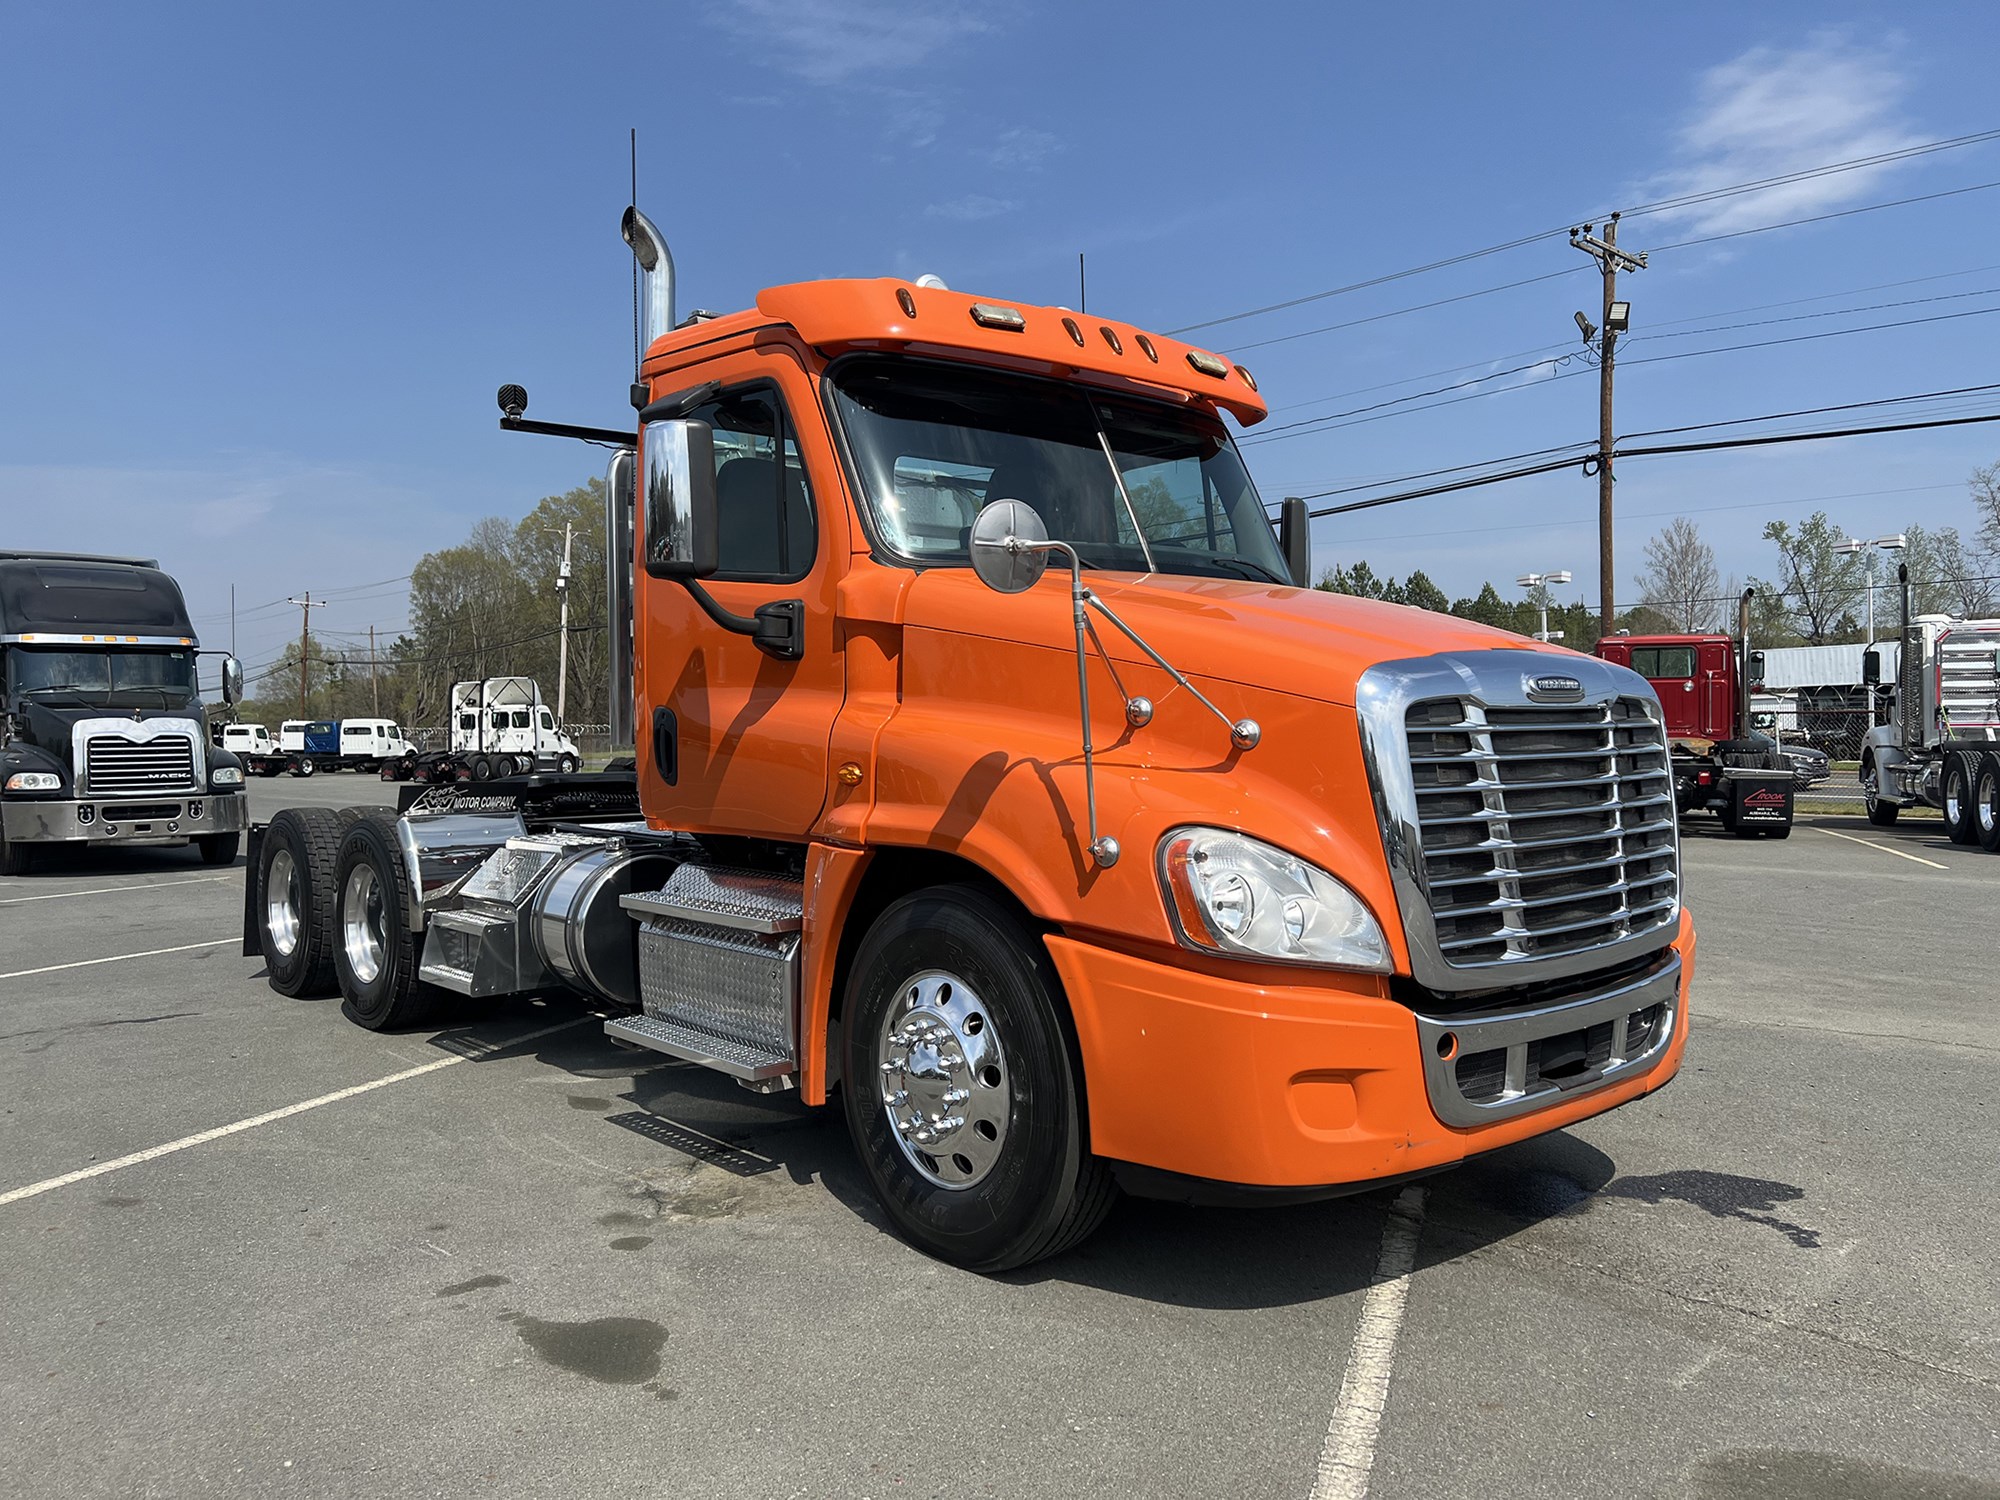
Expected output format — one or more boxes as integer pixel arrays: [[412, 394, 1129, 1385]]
[[652, 707, 678, 786]]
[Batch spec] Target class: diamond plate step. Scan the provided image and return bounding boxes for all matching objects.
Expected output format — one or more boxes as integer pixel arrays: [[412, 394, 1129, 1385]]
[[604, 1012, 795, 1083], [620, 864, 804, 934]]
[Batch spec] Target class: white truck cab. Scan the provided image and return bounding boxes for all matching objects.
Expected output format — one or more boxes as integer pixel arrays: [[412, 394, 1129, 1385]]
[[446, 678, 580, 776], [224, 723, 275, 754], [338, 718, 413, 770]]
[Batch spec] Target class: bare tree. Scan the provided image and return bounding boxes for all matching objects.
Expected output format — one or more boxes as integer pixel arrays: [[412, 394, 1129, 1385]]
[[1759, 513, 1866, 644], [1906, 523, 1995, 619], [1635, 517, 1721, 631], [1971, 461, 2000, 560]]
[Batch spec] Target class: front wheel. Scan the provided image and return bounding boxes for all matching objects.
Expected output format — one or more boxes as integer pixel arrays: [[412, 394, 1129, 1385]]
[[1942, 751, 1978, 844], [557, 753, 579, 776], [841, 885, 1115, 1272], [0, 833, 34, 876], [295, 757, 316, 779], [1862, 759, 1898, 826], [1974, 752, 2000, 854]]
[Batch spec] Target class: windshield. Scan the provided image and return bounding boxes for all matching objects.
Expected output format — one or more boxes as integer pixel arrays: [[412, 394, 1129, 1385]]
[[6, 647, 198, 706], [830, 357, 1289, 583]]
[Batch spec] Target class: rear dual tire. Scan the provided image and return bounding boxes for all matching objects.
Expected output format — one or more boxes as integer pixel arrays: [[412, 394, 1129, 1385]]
[[332, 814, 437, 1030], [1974, 752, 2000, 855], [1943, 751, 1981, 845], [255, 808, 344, 995]]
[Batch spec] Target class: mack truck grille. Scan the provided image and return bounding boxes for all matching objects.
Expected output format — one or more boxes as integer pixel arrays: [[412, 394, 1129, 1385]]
[[1403, 696, 1677, 967], [86, 735, 198, 795]]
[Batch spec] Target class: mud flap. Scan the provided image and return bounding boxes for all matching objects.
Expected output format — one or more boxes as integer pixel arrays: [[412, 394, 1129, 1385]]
[[1727, 771, 1794, 831], [240, 823, 265, 956]]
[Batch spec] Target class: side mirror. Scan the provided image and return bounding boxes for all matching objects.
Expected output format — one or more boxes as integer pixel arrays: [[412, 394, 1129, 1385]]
[[1862, 649, 1880, 686], [1746, 649, 1766, 690], [969, 500, 1052, 594], [641, 418, 718, 578], [222, 654, 244, 705], [1277, 496, 1311, 588]]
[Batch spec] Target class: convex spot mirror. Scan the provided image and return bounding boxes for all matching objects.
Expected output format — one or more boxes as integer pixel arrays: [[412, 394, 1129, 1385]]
[[222, 654, 243, 705], [642, 418, 718, 579], [970, 499, 1051, 594]]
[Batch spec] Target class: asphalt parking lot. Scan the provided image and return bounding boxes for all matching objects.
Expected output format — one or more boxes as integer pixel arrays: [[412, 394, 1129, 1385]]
[[2, 778, 1995, 1500]]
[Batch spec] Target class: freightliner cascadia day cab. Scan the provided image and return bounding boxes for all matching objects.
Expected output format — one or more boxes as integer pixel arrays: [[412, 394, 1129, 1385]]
[[245, 210, 1694, 1271], [1, 550, 247, 874]]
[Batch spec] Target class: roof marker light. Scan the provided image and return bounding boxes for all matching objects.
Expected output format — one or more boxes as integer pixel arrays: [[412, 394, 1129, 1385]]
[[971, 303, 1026, 331], [1135, 334, 1159, 363], [1061, 316, 1086, 347], [1186, 350, 1228, 378], [1233, 364, 1258, 391], [897, 287, 917, 317], [1099, 326, 1123, 354]]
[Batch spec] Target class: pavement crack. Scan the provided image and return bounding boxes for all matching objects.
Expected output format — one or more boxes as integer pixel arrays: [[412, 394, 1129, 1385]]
[[1429, 1217, 2000, 1393], [1693, 1011, 2000, 1055]]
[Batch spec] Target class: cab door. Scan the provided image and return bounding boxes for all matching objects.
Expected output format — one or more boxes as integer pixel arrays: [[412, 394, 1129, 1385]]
[[1696, 641, 1736, 740], [635, 344, 845, 839]]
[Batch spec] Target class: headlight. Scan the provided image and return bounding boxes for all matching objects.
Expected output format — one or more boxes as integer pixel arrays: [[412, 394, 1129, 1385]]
[[5, 772, 62, 792], [1159, 826, 1391, 971], [210, 766, 244, 786]]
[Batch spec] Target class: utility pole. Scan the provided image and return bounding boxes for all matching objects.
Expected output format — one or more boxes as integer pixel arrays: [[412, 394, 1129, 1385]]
[[368, 624, 380, 716], [554, 521, 573, 724], [287, 592, 320, 717], [1570, 213, 1647, 634]]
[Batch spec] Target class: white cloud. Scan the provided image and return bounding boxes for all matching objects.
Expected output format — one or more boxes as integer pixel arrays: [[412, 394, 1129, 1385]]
[[985, 127, 1062, 171], [925, 194, 1019, 223], [703, 0, 990, 87], [1644, 33, 1922, 235]]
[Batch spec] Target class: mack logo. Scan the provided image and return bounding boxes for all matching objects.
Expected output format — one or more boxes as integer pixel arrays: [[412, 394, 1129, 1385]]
[[1526, 673, 1584, 701]]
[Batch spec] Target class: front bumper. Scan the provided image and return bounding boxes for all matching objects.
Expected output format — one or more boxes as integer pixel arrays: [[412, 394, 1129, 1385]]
[[2, 793, 247, 845], [1047, 909, 1694, 1190]]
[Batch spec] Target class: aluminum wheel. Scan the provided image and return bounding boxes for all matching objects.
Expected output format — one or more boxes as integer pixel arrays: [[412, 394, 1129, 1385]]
[[875, 969, 1010, 1190], [266, 847, 301, 958], [341, 863, 386, 986]]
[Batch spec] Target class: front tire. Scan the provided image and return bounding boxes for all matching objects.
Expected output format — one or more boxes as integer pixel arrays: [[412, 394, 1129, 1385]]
[[333, 814, 437, 1030], [1942, 751, 1978, 844], [0, 833, 34, 876], [1862, 757, 1899, 826], [557, 753, 579, 776], [295, 757, 317, 779], [256, 808, 343, 995], [841, 885, 1115, 1272]]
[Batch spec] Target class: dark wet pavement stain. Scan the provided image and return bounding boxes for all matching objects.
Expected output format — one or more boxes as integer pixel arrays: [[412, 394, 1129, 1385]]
[[99, 1196, 142, 1209], [1696, 1449, 2000, 1499], [435, 1274, 511, 1298], [608, 1236, 653, 1252], [567, 1095, 612, 1111], [499, 1312, 666, 1385], [597, 1211, 649, 1229]]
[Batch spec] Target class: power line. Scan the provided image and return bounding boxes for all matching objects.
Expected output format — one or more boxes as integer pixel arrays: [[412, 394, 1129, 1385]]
[[1291, 408, 2000, 519], [1168, 127, 2000, 336], [1241, 302, 2000, 448]]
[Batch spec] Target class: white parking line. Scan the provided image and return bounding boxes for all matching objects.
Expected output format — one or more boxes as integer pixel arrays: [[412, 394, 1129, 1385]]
[[1311, 1185, 1428, 1500], [0, 875, 230, 907], [0, 1015, 592, 1208], [1818, 827, 1950, 870], [0, 939, 237, 981]]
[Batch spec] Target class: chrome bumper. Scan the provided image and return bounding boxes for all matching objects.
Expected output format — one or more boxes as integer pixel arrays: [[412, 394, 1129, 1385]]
[[1, 794, 248, 844], [1413, 953, 1682, 1129]]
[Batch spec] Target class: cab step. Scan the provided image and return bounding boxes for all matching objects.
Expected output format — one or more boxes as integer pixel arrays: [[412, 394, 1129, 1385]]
[[616, 864, 803, 1091]]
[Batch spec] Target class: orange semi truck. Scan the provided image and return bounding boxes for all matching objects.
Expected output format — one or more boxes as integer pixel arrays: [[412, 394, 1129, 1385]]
[[245, 209, 1692, 1271]]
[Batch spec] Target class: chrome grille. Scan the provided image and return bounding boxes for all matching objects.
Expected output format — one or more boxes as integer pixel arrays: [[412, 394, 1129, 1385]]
[[86, 735, 198, 795], [1404, 696, 1676, 967]]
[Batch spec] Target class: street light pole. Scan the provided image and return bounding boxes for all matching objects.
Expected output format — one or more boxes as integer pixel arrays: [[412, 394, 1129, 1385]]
[[1836, 534, 1908, 645], [1516, 569, 1573, 642], [554, 521, 573, 724]]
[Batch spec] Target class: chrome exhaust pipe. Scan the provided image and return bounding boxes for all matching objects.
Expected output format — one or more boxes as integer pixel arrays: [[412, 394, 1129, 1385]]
[[620, 206, 676, 347]]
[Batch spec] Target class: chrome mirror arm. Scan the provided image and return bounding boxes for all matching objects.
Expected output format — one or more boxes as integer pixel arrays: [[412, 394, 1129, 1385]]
[[1080, 590, 1262, 751]]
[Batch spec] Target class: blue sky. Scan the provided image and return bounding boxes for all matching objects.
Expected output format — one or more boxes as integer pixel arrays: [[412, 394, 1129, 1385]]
[[4, 1, 1998, 682]]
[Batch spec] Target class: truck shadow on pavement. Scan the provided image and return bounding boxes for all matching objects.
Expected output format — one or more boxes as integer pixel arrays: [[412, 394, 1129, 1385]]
[[418, 999, 1798, 1309]]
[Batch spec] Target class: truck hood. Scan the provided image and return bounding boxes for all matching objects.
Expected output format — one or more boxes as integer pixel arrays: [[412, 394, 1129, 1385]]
[[4, 700, 207, 790], [902, 570, 1568, 706]]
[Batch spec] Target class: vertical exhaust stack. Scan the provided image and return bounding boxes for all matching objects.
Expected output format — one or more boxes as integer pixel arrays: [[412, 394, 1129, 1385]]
[[605, 448, 636, 750], [611, 205, 675, 756], [621, 206, 676, 354], [1897, 562, 1919, 750], [1736, 587, 1755, 743]]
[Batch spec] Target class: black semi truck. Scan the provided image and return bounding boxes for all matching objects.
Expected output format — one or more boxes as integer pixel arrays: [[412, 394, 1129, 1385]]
[[0, 550, 248, 874]]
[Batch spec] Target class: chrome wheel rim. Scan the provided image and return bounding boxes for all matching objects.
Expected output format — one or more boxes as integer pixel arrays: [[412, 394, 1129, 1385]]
[[341, 863, 385, 985], [1981, 780, 1997, 835], [876, 969, 1010, 1190], [1946, 773, 1964, 824], [266, 848, 301, 957]]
